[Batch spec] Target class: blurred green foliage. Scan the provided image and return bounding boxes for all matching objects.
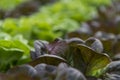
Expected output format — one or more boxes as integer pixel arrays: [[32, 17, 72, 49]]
[[0, 0, 27, 10]]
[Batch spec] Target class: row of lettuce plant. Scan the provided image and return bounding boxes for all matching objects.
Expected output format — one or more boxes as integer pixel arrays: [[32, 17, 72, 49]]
[[0, 0, 111, 72], [0, 37, 119, 80], [0, 0, 57, 19]]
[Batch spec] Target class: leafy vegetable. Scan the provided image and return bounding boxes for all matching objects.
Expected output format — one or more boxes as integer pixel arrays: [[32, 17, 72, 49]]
[[0, 39, 30, 72], [30, 37, 111, 77]]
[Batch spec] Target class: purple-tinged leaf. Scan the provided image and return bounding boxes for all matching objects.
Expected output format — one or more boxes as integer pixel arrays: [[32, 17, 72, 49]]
[[85, 37, 103, 53], [29, 54, 66, 67]]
